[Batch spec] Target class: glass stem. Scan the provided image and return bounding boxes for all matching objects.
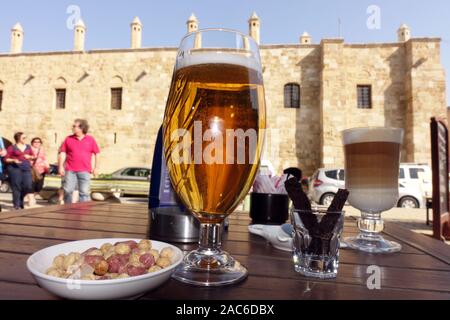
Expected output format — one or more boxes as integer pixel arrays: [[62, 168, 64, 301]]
[[198, 223, 222, 254], [358, 211, 384, 240]]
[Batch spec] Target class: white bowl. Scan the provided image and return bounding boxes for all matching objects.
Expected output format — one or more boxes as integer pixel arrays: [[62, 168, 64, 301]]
[[27, 238, 183, 300]]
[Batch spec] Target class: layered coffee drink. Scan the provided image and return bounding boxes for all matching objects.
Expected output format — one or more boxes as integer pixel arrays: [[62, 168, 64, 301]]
[[343, 128, 403, 213]]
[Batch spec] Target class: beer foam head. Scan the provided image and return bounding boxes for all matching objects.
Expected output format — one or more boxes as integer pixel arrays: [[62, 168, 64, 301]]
[[342, 127, 404, 145], [176, 50, 261, 72]]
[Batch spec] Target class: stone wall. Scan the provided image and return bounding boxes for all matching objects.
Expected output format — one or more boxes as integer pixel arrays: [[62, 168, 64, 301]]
[[321, 41, 409, 168], [405, 39, 447, 164], [0, 49, 176, 173], [260, 45, 321, 175], [0, 39, 447, 176]]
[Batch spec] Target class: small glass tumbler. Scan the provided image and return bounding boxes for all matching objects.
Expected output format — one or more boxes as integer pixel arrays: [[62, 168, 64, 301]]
[[290, 207, 345, 279]]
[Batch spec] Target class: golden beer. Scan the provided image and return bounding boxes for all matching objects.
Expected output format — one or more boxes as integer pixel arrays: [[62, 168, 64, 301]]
[[163, 61, 266, 223]]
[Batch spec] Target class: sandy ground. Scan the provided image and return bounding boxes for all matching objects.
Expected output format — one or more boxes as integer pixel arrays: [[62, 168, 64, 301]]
[[0, 192, 147, 211], [344, 205, 432, 235], [0, 192, 447, 245]]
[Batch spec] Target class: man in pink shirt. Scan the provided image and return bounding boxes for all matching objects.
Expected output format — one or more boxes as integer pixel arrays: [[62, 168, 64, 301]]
[[58, 119, 100, 203]]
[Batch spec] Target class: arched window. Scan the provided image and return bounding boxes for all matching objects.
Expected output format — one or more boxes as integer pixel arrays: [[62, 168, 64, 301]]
[[284, 83, 300, 109], [111, 76, 124, 110], [54, 77, 67, 110]]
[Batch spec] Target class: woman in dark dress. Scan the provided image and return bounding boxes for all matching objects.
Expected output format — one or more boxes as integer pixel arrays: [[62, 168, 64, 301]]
[[5, 132, 35, 210]]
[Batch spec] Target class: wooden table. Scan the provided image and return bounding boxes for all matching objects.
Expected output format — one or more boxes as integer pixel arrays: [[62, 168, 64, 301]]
[[0, 202, 449, 300]]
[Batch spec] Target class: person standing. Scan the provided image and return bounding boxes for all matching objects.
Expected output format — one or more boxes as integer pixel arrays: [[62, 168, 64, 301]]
[[0, 136, 6, 180], [0, 136, 6, 212], [58, 119, 100, 203], [5, 132, 35, 210], [56, 147, 79, 205], [29, 137, 50, 207]]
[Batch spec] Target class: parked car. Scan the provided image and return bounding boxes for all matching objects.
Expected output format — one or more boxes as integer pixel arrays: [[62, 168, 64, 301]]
[[398, 182, 425, 208], [399, 163, 432, 199], [40, 166, 151, 203], [308, 168, 345, 206], [111, 167, 151, 181], [309, 164, 431, 209]]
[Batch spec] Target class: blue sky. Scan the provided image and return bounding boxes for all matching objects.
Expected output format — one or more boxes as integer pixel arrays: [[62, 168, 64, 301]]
[[0, 0, 449, 102]]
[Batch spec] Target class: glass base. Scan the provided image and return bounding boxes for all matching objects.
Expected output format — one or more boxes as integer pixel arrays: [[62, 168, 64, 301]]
[[344, 234, 402, 253], [293, 253, 339, 279], [172, 249, 248, 287]]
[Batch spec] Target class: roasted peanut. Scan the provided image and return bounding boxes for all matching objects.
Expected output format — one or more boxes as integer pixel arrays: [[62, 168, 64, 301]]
[[94, 260, 109, 276], [46, 268, 62, 277], [115, 243, 131, 255], [160, 247, 175, 260], [148, 266, 162, 273], [86, 249, 103, 257], [138, 240, 152, 251], [150, 249, 160, 261], [52, 254, 66, 270], [156, 257, 171, 268], [100, 243, 113, 254]]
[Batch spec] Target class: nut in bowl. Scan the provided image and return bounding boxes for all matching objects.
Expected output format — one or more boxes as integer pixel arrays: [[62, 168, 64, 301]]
[[26, 238, 183, 300]]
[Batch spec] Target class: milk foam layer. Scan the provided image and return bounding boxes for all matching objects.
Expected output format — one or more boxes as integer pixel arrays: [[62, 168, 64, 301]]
[[342, 127, 404, 145]]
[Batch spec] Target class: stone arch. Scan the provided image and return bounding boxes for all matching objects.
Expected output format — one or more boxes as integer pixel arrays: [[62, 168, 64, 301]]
[[55, 77, 67, 87], [360, 69, 372, 79], [111, 75, 124, 86]]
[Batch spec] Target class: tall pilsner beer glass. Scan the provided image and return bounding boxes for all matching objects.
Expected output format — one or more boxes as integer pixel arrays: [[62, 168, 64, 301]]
[[163, 29, 266, 286]]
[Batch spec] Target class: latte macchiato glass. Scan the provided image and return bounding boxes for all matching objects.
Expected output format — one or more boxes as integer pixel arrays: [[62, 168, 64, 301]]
[[342, 127, 404, 253]]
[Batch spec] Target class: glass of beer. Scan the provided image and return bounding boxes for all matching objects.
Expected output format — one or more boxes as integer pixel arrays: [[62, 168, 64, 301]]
[[163, 29, 266, 286], [342, 127, 404, 253]]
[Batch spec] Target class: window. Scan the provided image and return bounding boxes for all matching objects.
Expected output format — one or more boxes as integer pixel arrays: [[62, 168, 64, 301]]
[[325, 170, 338, 180], [338, 170, 345, 181], [0, 90, 3, 111], [284, 83, 300, 109], [409, 168, 425, 179], [136, 169, 150, 177], [122, 168, 150, 178], [357, 85, 372, 109], [55, 89, 66, 109], [122, 168, 138, 177], [399, 168, 405, 179], [111, 88, 123, 110]]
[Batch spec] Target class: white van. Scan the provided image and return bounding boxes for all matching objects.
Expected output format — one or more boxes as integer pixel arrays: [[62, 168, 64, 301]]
[[398, 163, 432, 207]]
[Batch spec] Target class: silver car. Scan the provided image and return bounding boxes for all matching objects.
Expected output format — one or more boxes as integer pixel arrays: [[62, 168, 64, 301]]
[[309, 169, 345, 206], [111, 167, 151, 181]]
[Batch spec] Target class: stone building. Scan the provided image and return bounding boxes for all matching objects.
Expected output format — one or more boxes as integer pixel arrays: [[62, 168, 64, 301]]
[[0, 14, 447, 175]]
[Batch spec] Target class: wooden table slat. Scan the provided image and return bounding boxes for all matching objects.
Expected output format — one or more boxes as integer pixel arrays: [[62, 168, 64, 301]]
[[0, 201, 449, 300], [1, 250, 449, 294]]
